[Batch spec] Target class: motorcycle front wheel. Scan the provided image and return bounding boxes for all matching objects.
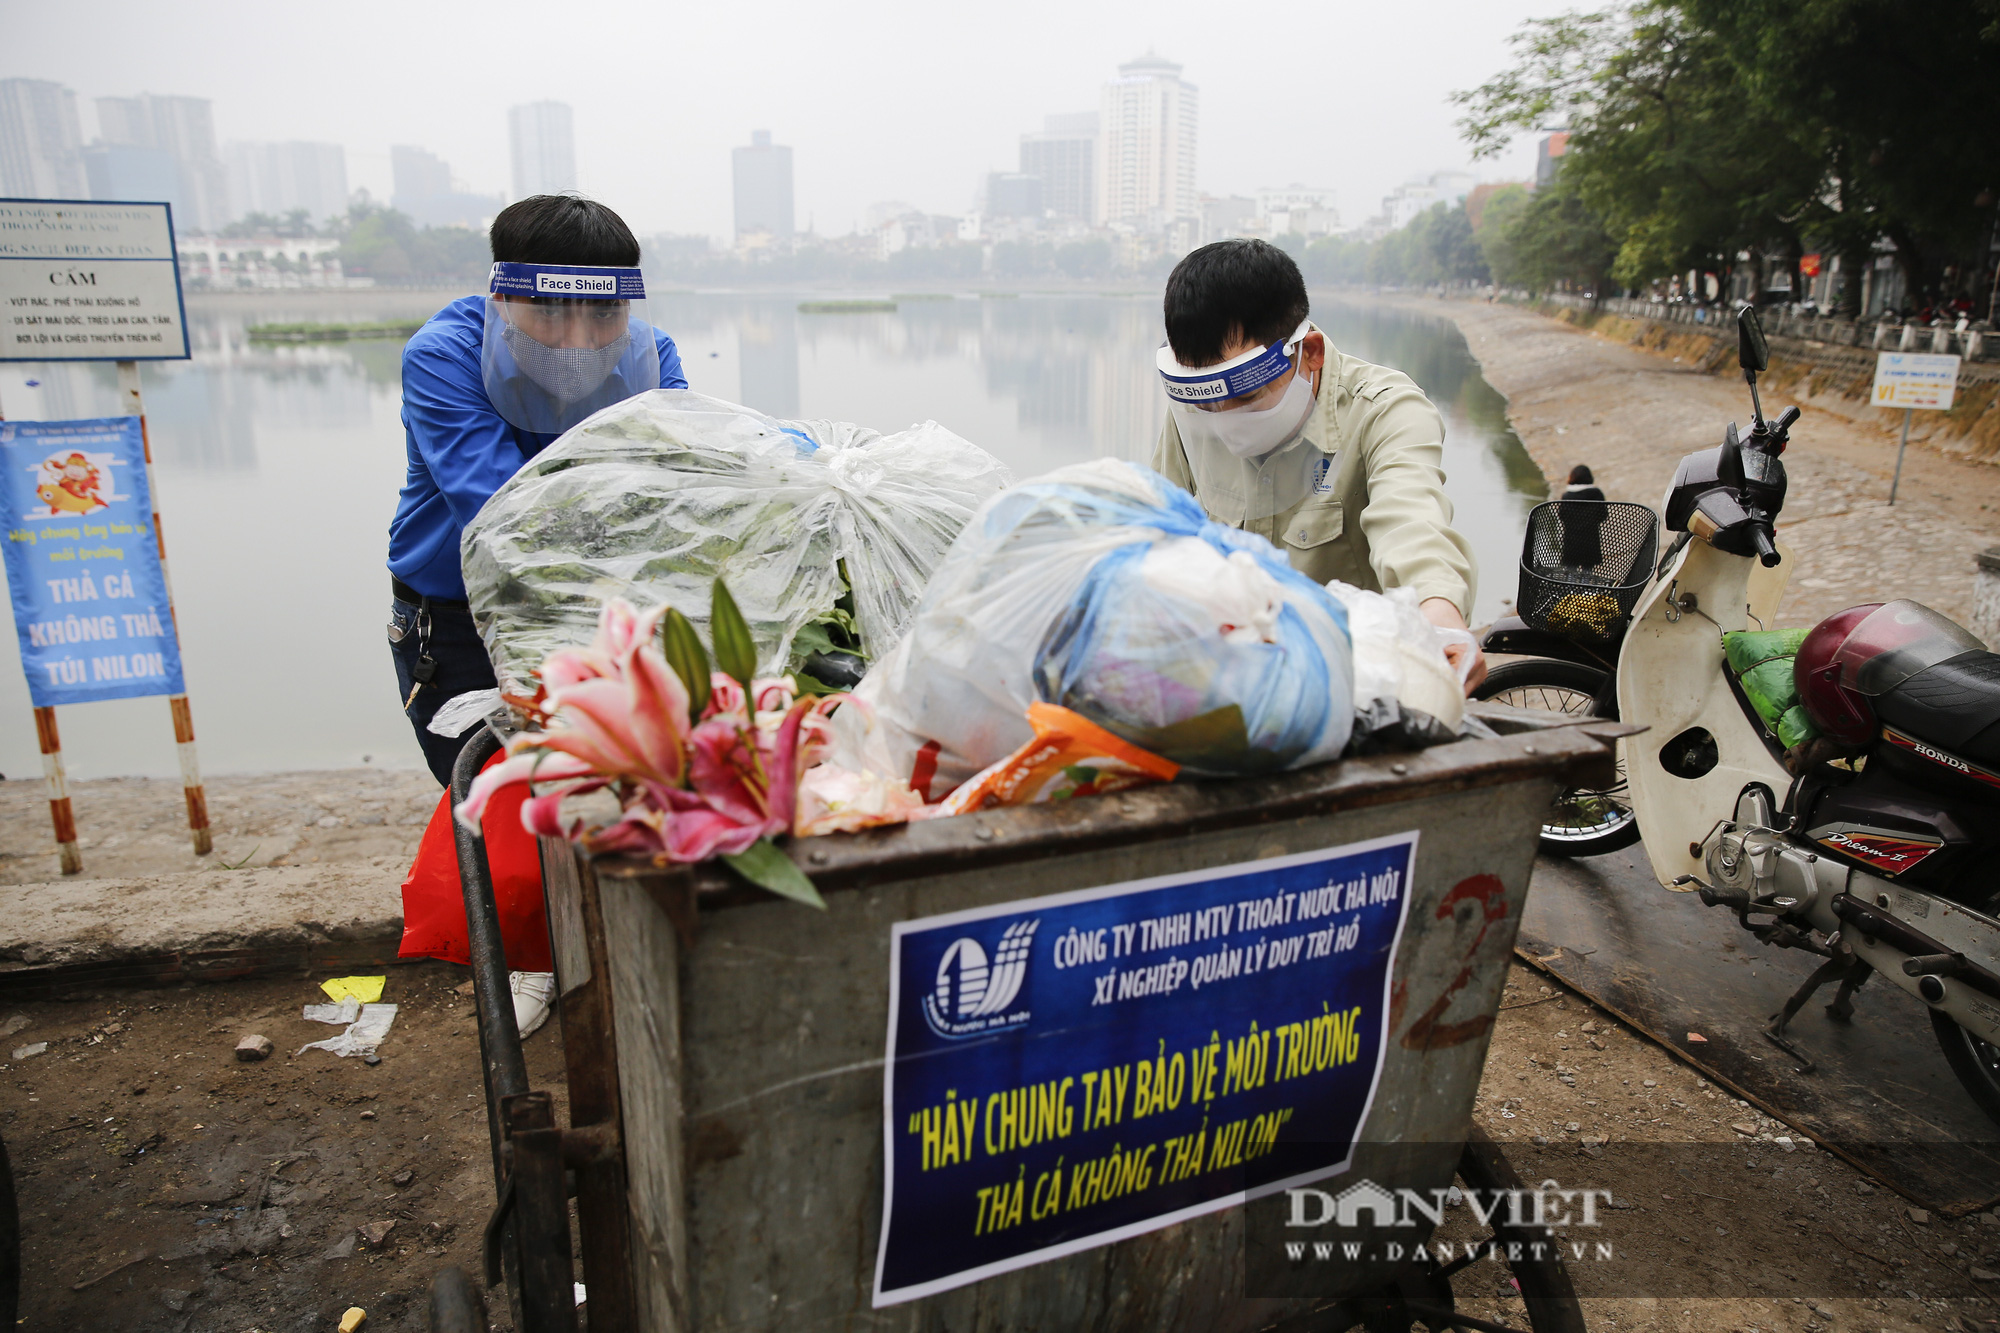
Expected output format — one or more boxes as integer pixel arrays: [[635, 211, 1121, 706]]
[[1473, 657, 1642, 858]]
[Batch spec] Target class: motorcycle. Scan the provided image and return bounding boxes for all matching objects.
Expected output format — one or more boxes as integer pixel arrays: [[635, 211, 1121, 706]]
[[1477, 305, 2000, 1121]]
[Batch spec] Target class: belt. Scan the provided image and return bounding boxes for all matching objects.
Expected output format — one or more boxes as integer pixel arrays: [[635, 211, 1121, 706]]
[[392, 576, 468, 610]]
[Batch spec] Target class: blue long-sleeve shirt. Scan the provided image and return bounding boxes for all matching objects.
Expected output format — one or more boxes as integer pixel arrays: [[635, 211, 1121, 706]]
[[387, 295, 688, 600]]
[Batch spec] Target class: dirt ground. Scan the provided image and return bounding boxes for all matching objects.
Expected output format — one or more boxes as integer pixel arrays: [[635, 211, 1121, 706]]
[[0, 956, 1991, 1331], [1459, 962, 2000, 1333], [0, 960, 568, 1332]]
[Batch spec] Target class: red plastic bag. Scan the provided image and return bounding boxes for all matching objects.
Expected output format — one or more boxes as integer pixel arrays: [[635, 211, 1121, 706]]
[[398, 753, 552, 973]]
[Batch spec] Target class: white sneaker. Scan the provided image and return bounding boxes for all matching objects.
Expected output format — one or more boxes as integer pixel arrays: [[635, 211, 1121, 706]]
[[510, 971, 556, 1038]]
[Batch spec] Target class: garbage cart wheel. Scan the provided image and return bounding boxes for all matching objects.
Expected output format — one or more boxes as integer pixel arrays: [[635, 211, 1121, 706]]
[[1474, 658, 1638, 859], [1269, 1128, 1586, 1333], [427, 1264, 487, 1333], [1452, 1127, 1587, 1333]]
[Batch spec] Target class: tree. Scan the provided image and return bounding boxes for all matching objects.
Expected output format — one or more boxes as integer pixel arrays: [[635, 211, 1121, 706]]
[[1502, 179, 1620, 294], [1474, 185, 1532, 286], [1683, 0, 2000, 311], [332, 202, 490, 286], [1456, 4, 1820, 299]]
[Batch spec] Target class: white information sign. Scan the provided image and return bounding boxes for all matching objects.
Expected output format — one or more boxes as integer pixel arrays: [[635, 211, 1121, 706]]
[[0, 199, 189, 362], [1872, 351, 1960, 411]]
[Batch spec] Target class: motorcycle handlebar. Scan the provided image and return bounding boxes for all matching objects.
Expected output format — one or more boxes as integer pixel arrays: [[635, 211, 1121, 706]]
[[1752, 524, 1781, 567]]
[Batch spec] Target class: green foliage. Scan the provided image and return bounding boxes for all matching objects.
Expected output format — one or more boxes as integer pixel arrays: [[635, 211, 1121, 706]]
[[221, 208, 322, 239], [332, 202, 490, 286], [243, 320, 424, 342], [1684, 0, 2000, 306], [1473, 185, 1532, 285], [1501, 180, 1620, 294], [1454, 1, 2000, 306], [708, 579, 759, 690], [659, 607, 712, 722], [720, 839, 827, 908], [1299, 202, 1491, 288]]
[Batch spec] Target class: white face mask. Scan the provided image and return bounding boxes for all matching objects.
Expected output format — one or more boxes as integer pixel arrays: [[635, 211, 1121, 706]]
[[1178, 361, 1319, 460]]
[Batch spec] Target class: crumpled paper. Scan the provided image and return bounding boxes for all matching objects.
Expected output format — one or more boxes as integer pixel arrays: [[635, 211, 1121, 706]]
[[297, 1003, 398, 1059]]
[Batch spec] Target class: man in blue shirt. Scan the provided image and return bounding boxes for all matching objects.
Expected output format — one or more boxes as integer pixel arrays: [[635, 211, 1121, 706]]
[[387, 196, 687, 786]]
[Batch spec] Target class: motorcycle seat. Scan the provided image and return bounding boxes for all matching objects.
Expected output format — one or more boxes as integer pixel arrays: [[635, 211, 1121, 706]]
[[1874, 650, 2000, 767]]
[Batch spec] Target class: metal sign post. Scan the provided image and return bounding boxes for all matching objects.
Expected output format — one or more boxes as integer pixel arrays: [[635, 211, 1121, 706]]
[[1871, 350, 1961, 506], [0, 198, 200, 874], [117, 360, 210, 854]]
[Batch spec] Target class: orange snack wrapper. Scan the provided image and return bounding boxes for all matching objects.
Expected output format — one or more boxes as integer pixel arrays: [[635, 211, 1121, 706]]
[[938, 702, 1180, 816]]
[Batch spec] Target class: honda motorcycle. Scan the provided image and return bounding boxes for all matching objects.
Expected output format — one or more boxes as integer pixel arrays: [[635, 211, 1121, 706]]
[[1476, 306, 2000, 1120]]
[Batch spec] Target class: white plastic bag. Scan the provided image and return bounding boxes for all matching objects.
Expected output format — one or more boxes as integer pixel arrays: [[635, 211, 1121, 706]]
[[840, 458, 1355, 793], [461, 390, 1012, 693], [1322, 582, 1467, 750]]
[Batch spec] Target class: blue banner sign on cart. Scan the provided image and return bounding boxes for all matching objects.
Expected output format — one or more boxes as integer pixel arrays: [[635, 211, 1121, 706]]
[[873, 830, 1418, 1305], [1, 415, 184, 706]]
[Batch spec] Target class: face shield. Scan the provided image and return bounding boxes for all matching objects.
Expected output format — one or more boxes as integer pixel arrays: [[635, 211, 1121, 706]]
[[1158, 319, 1322, 523], [480, 262, 661, 435]]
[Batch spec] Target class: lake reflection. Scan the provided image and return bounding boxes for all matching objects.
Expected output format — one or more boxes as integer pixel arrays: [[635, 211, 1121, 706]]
[[0, 290, 1542, 780]]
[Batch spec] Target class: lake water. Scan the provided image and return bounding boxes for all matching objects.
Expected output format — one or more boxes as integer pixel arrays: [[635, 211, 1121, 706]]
[[0, 290, 1544, 780]]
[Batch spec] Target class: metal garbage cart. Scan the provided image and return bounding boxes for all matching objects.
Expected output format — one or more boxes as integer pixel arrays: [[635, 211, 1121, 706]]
[[438, 706, 1624, 1333]]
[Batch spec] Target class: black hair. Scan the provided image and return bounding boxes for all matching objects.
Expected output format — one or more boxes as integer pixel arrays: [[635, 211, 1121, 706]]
[[1568, 464, 1594, 485], [1163, 239, 1310, 366], [489, 195, 640, 267]]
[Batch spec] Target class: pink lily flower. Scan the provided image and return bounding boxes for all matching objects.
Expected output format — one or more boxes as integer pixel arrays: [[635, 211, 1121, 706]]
[[454, 598, 863, 870]]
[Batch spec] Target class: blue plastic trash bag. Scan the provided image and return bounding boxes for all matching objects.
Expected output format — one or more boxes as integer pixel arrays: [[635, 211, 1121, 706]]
[[842, 458, 1355, 794]]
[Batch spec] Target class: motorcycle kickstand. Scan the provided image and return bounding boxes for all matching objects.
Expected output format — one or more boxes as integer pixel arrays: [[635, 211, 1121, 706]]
[[1762, 954, 1873, 1073]]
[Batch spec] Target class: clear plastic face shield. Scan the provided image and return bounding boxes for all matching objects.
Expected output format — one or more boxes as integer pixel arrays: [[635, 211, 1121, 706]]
[[481, 262, 661, 435], [1158, 319, 1322, 523]]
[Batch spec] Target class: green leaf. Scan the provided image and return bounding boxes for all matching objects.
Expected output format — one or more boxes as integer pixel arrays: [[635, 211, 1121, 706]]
[[789, 670, 843, 698], [720, 838, 826, 909], [660, 607, 712, 723], [710, 578, 759, 689]]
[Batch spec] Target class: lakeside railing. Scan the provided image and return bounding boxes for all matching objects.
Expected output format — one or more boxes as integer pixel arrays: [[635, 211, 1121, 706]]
[[1527, 290, 1996, 362]]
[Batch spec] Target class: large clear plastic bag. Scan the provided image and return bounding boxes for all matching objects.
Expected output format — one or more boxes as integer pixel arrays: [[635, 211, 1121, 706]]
[[840, 458, 1356, 794], [461, 390, 1011, 693]]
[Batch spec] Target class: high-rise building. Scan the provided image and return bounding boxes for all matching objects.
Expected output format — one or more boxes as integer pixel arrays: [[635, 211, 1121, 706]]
[[390, 146, 502, 229], [509, 101, 577, 199], [732, 130, 794, 244], [0, 78, 87, 198], [93, 93, 229, 231], [1095, 56, 1197, 232], [391, 145, 452, 202], [1019, 112, 1096, 222], [984, 172, 1044, 219], [1256, 185, 1340, 238], [226, 142, 349, 225]]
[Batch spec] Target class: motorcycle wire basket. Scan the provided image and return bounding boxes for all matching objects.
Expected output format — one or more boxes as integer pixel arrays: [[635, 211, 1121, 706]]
[[1516, 500, 1659, 644]]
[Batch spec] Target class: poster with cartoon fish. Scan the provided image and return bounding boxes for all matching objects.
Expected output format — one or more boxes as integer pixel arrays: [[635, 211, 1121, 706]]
[[1, 415, 185, 707]]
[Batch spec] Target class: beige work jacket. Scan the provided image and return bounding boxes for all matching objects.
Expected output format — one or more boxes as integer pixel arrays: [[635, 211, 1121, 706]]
[[1152, 330, 1477, 618]]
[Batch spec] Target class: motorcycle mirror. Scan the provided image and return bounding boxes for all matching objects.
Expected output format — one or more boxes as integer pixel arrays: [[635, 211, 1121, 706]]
[[1737, 305, 1770, 374]]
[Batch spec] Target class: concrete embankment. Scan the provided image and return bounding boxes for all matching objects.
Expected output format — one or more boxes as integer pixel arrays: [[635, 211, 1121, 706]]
[[0, 768, 434, 993], [1358, 294, 2000, 632]]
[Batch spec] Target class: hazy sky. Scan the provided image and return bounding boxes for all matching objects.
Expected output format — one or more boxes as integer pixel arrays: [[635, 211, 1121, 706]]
[[7, 0, 1555, 239]]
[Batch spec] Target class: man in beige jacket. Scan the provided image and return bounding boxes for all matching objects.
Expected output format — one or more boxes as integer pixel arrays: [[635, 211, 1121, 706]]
[[1152, 239, 1485, 688]]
